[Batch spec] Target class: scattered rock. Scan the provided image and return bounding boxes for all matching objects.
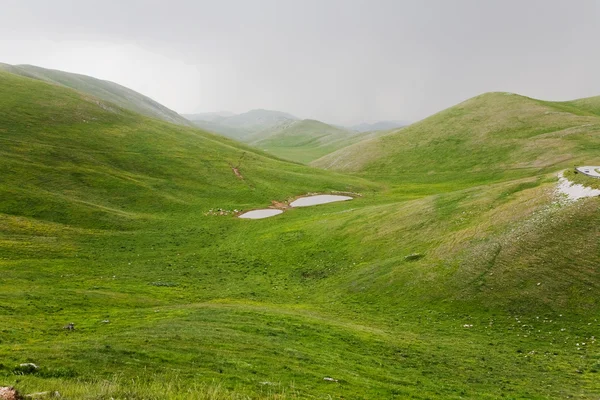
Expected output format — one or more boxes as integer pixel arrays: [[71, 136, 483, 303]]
[[13, 363, 39, 375], [231, 166, 243, 179], [270, 200, 289, 209], [24, 391, 61, 399], [19, 363, 38, 370], [95, 101, 117, 113], [204, 208, 236, 216], [0, 387, 22, 400], [63, 323, 74, 331], [323, 377, 338, 382], [404, 253, 424, 261]]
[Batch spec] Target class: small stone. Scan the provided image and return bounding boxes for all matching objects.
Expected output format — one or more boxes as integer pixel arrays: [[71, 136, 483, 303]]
[[19, 363, 38, 370], [404, 253, 424, 261], [0, 387, 22, 400], [323, 377, 338, 382], [24, 391, 57, 398]]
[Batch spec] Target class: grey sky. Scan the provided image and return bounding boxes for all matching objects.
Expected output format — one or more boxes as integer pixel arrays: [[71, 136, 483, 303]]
[[1, 0, 599, 125]]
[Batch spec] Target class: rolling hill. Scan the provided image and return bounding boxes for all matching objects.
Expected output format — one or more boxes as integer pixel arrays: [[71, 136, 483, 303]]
[[0, 69, 369, 229], [182, 111, 235, 121], [186, 112, 388, 163], [187, 109, 299, 141], [1, 70, 600, 399], [350, 120, 407, 132], [0, 63, 193, 127], [313, 92, 600, 186], [250, 119, 378, 163]]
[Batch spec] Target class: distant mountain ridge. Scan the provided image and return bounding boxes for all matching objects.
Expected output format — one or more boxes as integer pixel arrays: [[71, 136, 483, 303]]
[[350, 120, 408, 132], [313, 92, 600, 183], [186, 109, 299, 141], [249, 119, 381, 163], [0, 63, 193, 127], [182, 111, 235, 122], [222, 109, 298, 133], [185, 109, 404, 162]]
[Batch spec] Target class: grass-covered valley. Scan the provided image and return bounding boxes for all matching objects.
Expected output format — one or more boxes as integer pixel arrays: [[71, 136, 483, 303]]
[[1, 68, 600, 400], [183, 110, 396, 164]]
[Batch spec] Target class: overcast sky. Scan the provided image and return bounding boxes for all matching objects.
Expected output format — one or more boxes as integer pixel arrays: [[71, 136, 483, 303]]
[[1, 0, 599, 125]]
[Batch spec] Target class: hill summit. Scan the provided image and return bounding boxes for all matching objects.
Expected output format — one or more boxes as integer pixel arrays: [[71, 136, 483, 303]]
[[0, 63, 192, 126], [313, 91, 600, 186]]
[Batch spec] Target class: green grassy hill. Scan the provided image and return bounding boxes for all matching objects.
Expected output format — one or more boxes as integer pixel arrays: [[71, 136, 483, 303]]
[[563, 95, 600, 116], [186, 118, 253, 141], [2, 73, 600, 399], [0, 63, 193, 127], [182, 111, 235, 121], [187, 109, 299, 141], [250, 119, 377, 163], [185, 113, 377, 163], [350, 120, 407, 132], [313, 92, 600, 187], [0, 69, 371, 228]]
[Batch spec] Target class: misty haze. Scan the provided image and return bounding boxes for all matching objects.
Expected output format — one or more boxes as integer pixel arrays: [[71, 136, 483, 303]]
[[1, 1, 599, 399]]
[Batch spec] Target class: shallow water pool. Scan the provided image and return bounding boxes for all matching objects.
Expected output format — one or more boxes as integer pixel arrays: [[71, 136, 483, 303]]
[[238, 209, 283, 219], [290, 194, 353, 207]]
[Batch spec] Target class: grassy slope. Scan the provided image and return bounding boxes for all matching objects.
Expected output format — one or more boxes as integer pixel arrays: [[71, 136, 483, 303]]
[[189, 110, 299, 141], [250, 119, 376, 164], [563, 168, 600, 189], [189, 118, 252, 141], [563, 95, 600, 116], [313, 92, 600, 187], [1, 75, 600, 399], [0, 63, 193, 127]]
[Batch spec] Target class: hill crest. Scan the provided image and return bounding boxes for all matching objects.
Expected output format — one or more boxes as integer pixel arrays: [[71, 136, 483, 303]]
[[0, 63, 192, 127], [312, 91, 600, 183]]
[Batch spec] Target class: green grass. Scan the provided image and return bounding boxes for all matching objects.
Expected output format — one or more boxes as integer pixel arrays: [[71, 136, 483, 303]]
[[313, 92, 600, 187], [250, 119, 378, 164], [189, 109, 300, 142], [0, 63, 193, 127], [563, 168, 600, 189], [1, 71, 600, 399]]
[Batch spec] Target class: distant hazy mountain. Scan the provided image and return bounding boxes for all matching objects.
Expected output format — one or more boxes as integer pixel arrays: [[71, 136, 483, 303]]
[[187, 119, 251, 140], [182, 111, 235, 122], [0, 63, 193, 127], [185, 109, 394, 162], [187, 109, 299, 140], [313, 91, 600, 176], [221, 109, 298, 132], [350, 120, 407, 132], [250, 119, 378, 164]]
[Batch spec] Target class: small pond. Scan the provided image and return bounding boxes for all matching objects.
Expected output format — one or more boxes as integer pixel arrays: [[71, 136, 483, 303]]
[[290, 194, 353, 208], [238, 209, 283, 219]]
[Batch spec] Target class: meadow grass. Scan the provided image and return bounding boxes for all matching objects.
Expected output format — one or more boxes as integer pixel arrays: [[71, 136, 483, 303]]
[[250, 120, 376, 164], [1, 72, 600, 399], [0, 63, 192, 127], [563, 168, 600, 189], [313, 92, 600, 186]]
